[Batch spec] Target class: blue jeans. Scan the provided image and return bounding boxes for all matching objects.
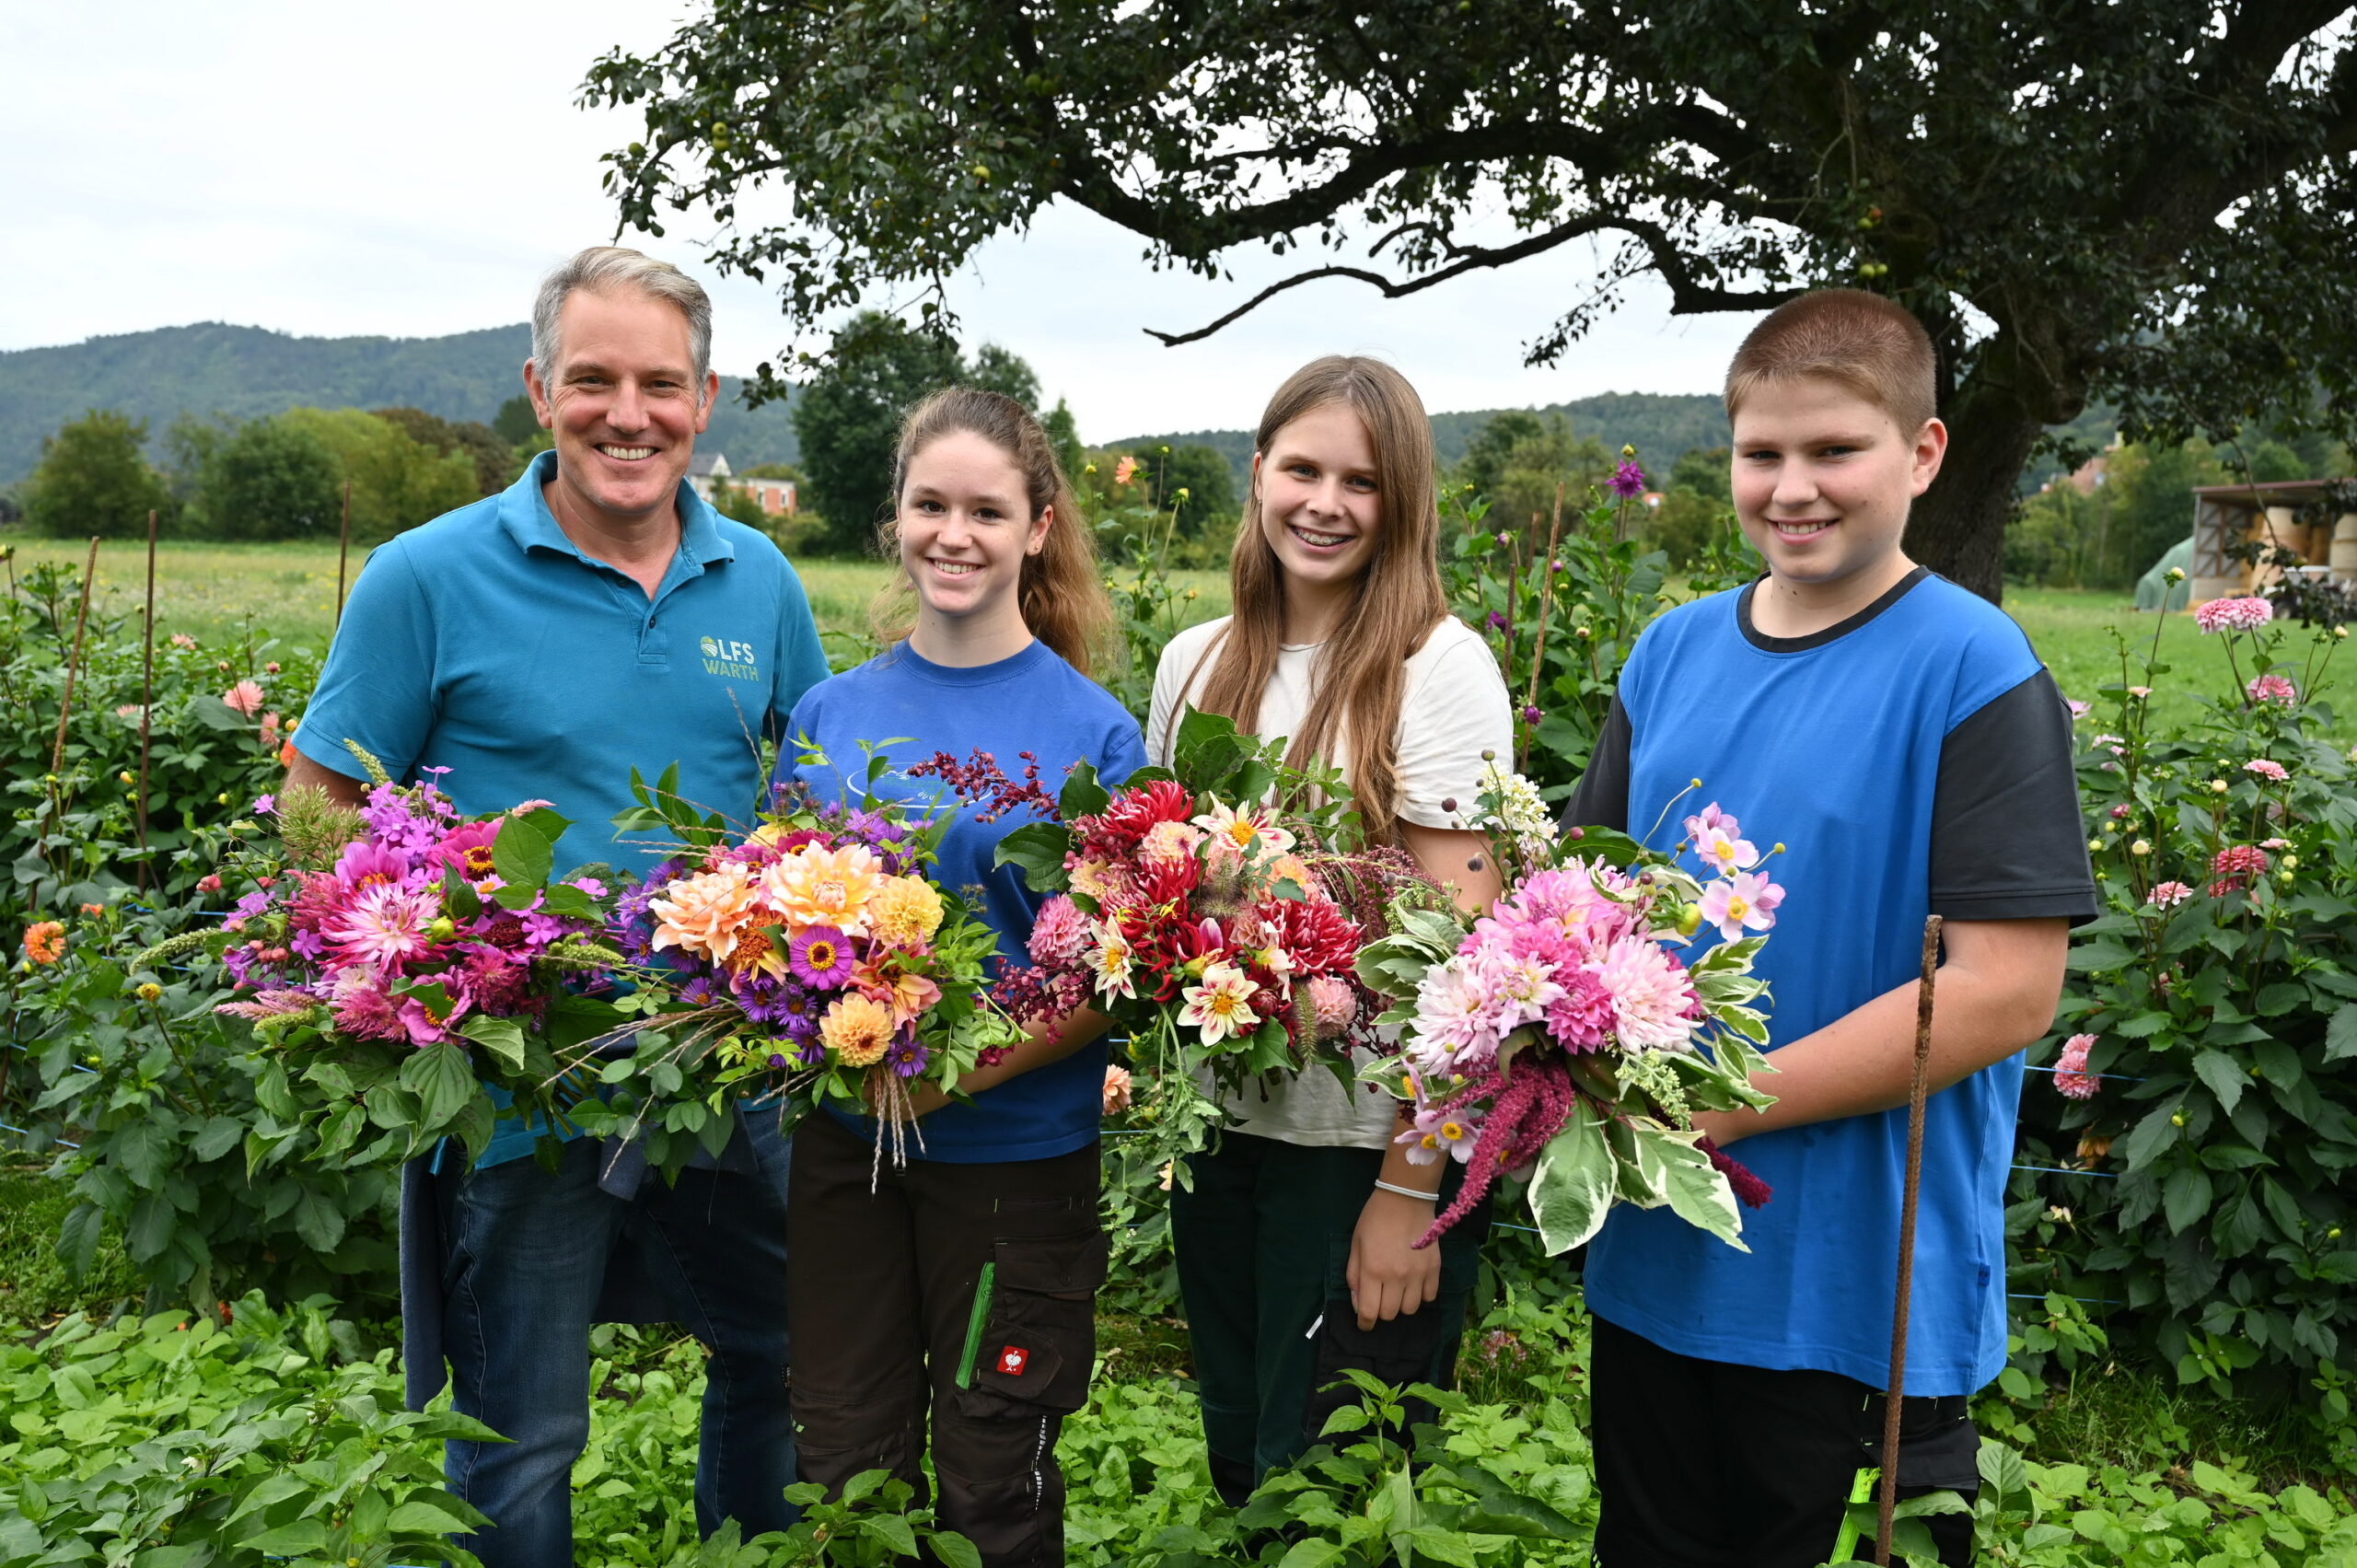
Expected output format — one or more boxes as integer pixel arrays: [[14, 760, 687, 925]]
[[437, 1118, 796, 1567]]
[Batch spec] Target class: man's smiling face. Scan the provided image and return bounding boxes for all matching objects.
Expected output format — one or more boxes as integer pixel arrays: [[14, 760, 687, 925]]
[[526, 286, 716, 522]]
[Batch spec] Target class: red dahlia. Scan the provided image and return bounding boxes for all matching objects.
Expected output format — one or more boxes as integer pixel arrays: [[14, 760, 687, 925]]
[[1092, 780, 1195, 846]]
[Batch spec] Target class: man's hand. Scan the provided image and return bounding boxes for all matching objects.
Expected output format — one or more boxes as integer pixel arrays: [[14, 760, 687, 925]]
[[1346, 1188, 1443, 1330], [284, 750, 369, 809]]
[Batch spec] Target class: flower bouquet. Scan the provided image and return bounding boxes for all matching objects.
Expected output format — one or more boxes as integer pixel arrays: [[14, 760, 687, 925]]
[[1356, 766, 1783, 1254], [142, 744, 630, 1167], [597, 756, 1022, 1170], [958, 710, 1434, 1178]]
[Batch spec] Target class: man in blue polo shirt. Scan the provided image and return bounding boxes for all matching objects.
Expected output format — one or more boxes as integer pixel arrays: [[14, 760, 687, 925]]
[[288, 246, 830, 1567]]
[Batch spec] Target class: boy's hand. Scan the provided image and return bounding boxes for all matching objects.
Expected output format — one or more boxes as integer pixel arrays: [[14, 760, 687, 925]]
[[1347, 1188, 1443, 1330]]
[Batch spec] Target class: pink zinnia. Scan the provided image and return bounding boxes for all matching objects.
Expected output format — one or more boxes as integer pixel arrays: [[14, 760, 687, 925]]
[[2053, 1033, 2099, 1100], [221, 679, 266, 714], [427, 819, 504, 882], [2247, 673, 2298, 708], [334, 841, 412, 891], [2147, 880, 2192, 909], [2194, 597, 2273, 633], [2244, 758, 2289, 783], [789, 925, 856, 989]]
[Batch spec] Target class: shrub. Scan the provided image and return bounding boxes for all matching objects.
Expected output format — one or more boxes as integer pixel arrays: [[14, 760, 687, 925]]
[[2014, 600, 2357, 1406]]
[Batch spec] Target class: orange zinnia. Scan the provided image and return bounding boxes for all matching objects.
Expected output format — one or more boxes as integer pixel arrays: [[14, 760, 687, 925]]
[[23, 921, 65, 965]]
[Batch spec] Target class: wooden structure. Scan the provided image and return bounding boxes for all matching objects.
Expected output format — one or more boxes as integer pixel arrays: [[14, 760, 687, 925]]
[[2189, 479, 2357, 603]]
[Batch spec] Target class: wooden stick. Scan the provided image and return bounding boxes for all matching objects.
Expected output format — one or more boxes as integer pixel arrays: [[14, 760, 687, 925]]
[[136, 512, 157, 889], [50, 536, 99, 775], [334, 478, 353, 630], [1525, 482, 1566, 716], [1875, 913, 1944, 1565]]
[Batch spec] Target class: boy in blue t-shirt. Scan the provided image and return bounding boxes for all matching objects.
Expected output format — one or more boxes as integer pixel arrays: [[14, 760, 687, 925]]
[[1562, 290, 2096, 1568]]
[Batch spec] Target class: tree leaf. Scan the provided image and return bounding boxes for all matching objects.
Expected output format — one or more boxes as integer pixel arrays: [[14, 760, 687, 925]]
[[2190, 1050, 2246, 1116], [492, 814, 554, 897], [2325, 1004, 2357, 1063], [399, 1042, 479, 1135], [459, 1014, 529, 1075]]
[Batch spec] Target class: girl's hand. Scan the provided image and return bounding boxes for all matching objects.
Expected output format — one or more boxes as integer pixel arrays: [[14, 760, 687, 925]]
[[1346, 1189, 1443, 1330]]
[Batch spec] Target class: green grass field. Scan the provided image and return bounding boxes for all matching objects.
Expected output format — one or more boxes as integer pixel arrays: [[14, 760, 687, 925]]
[[10, 539, 2332, 735]]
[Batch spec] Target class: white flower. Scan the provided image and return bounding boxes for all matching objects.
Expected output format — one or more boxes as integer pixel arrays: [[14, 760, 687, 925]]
[[1179, 960, 1260, 1044], [1488, 764, 1558, 860], [1191, 802, 1295, 860], [1086, 920, 1137, 1001]]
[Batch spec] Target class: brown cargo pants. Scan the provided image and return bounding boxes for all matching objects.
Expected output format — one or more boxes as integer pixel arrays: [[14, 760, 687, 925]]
[[785, 1111, 1105, 1568]]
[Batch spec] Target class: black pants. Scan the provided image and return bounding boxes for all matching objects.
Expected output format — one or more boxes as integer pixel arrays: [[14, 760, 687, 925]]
[[1591, 1316, 1980, 1567], [785, 1112, 1105, 1568], [1169, 1132, 1487, 1504]]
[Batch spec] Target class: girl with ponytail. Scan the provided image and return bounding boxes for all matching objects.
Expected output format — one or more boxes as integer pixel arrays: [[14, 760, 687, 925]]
[[778, 387, 1143, 1567], [1147, 356, 1513, 1503]]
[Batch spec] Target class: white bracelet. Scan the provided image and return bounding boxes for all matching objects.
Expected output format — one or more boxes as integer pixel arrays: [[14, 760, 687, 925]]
[[1372, 1179, 1439, 1203]]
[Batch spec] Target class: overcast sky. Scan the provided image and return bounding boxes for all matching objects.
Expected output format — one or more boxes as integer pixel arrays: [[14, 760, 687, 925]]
[[3, 1, 1760, 441]]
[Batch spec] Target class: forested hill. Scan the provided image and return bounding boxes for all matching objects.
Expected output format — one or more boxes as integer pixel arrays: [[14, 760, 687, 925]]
[[1111, 390, 1731, 489], [0, 322, 802, 484]]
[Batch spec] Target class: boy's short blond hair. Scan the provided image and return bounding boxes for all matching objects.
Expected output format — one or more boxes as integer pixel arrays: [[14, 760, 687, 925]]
[[1724, 289, 1938, 436]]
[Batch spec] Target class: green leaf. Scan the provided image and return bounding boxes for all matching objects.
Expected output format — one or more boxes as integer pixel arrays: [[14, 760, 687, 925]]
[[292, 1188, 347, 1252], [2163, 1165, 2213, 1235], [2117, 1100, 2186, 1172], [400, 1041, 480, 1134], [1058, 759, 1109, 820], [923, 1531, 983, 1568], [2066, 940, 2136, 973], [2325, 1004, 2357, 1063], [993, 821, 1074, 890], [1527, 1102, 1618, 1255], [2190, 1050, 2246, 1115], [387, 1497, 485, 1534], [244, 1519, 330, 1554], [459, 1014, 530, 1075], [492, 814, 554, 898], [1644, 1129, 1748, 1251], [56, 1202, 101, 1278], [1275, 1541, 1345, 1568]]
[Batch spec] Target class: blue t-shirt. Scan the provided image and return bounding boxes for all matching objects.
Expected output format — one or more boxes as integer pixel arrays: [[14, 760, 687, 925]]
[[783, 637, 1148, 1164], [296, 448, 831, 871], [1564, 568, 2095, 1395], [297, 450, 831, 1166]]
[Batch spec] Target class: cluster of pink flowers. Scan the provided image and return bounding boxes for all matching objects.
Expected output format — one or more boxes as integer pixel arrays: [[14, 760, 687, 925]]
[[2195, 597, 2274, 633], [2246, 672, 2299, 708], [1393, 801, 1783, 1240], [2209, 843, 2271, 896], [215, 783, 605, 1047], [2053, 1032, 2100, 1100]]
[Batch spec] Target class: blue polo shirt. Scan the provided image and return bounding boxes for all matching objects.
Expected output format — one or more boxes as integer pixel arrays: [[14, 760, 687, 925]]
[[783, 638, 1148, 1163], [296, 449, 830, 870], [296, 449, 831, 1167]]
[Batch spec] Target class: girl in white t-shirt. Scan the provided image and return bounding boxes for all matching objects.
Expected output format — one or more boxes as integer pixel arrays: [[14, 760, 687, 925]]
[[1144, 355, 1512, 1502]]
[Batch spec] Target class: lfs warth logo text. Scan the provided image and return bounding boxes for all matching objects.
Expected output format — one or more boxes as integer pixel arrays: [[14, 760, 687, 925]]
[[699, 635, 761, 681]]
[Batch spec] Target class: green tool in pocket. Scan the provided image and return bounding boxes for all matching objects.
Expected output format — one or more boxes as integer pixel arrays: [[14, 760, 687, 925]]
[[955, 1260, 997, 1389]]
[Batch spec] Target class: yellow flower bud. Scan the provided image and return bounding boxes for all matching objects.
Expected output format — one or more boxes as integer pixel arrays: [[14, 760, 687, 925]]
[[2171, 1112, 2187, 1127], [2282, 854, 2299, 870], [2210, 780, 2228, 794], [1675, 904, 1702, 937], [2131, 840, 2151, 855], [2087, 838, 2105, 854], [136, 982, 162, 1002], [118, 771, 134, 785]]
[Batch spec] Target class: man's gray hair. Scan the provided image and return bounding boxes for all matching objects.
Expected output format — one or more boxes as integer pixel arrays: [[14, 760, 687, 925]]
[[530, 246, 714, 399]]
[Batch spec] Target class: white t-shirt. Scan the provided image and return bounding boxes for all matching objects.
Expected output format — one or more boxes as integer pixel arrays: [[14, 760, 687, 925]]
[[1144, 613, 1515, 1149]]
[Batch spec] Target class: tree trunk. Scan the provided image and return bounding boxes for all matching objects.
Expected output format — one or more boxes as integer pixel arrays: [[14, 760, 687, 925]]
[[1907, 326, 2085, 605]]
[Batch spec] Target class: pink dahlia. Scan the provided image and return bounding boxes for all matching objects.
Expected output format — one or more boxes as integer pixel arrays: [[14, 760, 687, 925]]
[[322, 881, 442, 971], [2194, 597, 2273, 633], [2053, 1033, 2099, 1100], [1543, 966, 1616, 1051], [2246, 673, 2298, 708], [2210, 844, 2270, 896], [221, 679, 266, 714], [1588, 935, 1699, 1051], [2147, 880, 2193, 910], [1094, 779, 1194, 844], [2244, 758, 2289, 783], [1028, 895, 1091, 967], [1306, 974, 1358, 1032]]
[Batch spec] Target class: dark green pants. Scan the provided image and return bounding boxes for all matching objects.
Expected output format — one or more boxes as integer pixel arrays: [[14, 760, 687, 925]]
[[1169, 1132, 1487, 1499]]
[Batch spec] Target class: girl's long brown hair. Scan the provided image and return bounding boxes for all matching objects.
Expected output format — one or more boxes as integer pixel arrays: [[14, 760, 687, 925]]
[[1190, 356, 1447, 839], [870, 386, 1110, 673]]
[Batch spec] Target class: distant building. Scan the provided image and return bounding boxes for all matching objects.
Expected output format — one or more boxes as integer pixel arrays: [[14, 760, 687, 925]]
[[737, 477, 797, 516], [687, 452, 733, 502]]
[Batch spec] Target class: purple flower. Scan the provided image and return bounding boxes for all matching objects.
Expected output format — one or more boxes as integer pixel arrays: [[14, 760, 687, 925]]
[[790, 925, 856, 989], [1522, 705, 1542, 725], [886, 1031, 929, 1078], [1607, 459, 1647, 498], [569, 877, 608, 899], [1488, 610, 1507, 632], [767, 1052, 790, 1070], [252, 794, 277, 816]]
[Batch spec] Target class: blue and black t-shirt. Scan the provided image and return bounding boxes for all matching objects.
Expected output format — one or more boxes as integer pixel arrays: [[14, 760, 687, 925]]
[[1562, 566, 2096, 1396]]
